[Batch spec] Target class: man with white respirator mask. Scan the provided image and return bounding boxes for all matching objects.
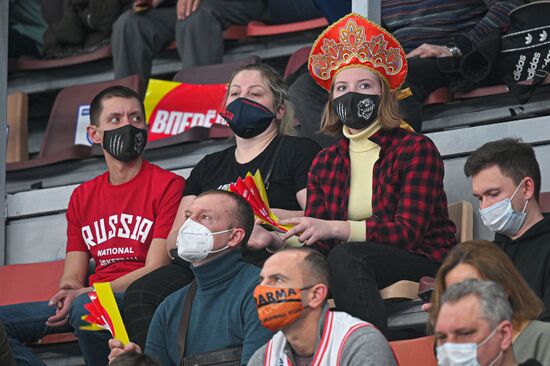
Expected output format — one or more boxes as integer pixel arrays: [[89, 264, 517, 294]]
[[434, 279, 541, 366], [464, 138, 550, 321], [109, 190, 272, 365]]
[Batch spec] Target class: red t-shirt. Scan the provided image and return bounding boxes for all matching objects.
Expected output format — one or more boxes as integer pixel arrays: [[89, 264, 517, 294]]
[[66, 160, 185, 284]]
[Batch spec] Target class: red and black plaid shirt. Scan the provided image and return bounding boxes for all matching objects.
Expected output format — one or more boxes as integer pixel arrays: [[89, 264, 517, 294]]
[[307, 127, 456, 262]]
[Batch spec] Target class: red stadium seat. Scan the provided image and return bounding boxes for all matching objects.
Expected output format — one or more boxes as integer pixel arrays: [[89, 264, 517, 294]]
[[246, 17, 328, 37], [16, 45, 112, 72], [390, 336, 437, 366], [284, 46, 311, 79], [424, 87, 454, 105], [7, 74, 145, 171], [0, 260, 78, 345], [172, 55, 259, 84]]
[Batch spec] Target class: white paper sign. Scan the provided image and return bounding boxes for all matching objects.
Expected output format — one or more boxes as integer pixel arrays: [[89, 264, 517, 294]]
[[74, 105, 93, 146]]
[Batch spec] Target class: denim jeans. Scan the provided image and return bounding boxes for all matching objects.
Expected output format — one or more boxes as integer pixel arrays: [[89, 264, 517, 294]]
[[0, 292, 124, 366]]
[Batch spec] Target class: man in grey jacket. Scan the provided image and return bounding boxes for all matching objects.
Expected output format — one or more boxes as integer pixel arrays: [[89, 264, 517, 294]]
[[248, 247, 397, 366]]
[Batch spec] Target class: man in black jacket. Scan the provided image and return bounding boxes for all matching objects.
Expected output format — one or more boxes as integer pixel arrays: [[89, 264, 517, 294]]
[[465, 138, 550, 320]]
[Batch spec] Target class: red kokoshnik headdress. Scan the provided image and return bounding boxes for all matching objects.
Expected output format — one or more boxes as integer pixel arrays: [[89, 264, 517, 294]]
[[308, 13, 407, 91]]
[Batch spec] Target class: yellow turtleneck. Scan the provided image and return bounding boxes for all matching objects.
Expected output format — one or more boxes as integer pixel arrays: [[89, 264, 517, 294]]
[[343, 121, 381, 242], [343, 120, 413, 242]]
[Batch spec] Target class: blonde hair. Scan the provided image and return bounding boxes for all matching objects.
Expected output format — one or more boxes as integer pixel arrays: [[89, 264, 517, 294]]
[[225, 63, 296, 136], [429, 240, 543, 332], [320, 69, 401, 135]]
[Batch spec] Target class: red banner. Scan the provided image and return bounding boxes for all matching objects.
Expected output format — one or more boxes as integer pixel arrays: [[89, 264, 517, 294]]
[[145, 79, 229, 141]]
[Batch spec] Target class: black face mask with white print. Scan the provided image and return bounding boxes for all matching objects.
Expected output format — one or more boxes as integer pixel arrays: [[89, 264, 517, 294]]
[[102, 125, 147, 162], [332, 92, 380, 130]]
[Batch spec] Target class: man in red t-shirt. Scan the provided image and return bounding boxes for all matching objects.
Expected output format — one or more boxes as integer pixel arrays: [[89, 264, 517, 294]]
[[0, 86, 185, 366]]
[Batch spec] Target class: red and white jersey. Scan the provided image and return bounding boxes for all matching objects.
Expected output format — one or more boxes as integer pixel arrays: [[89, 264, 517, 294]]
[[66, 160, 184, 284], [264, 310, 373, 366]]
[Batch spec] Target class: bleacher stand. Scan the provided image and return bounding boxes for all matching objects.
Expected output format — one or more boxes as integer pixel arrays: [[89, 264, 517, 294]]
[[4, 1, 550, 365]]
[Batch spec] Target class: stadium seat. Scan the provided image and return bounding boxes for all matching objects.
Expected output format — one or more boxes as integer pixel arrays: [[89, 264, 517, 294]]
[[172, 55, 259, 84], [223, 25, 248, 40], [390, 336, 437, 366], [424, 87, 454, 105], [283, 46, 310, 79], [246, 17, 328, 37], [0, 260, 78, 345], [540, 192, 550, 213], [447, 200, 474, 243], [7, 91, 29, 163], [7, 74, 145, 171], [455, 74, 550, 100], [16, 45, 113, 72]]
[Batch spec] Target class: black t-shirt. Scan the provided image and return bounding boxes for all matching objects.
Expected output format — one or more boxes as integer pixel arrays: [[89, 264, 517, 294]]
[[184, 135, 321, 210]]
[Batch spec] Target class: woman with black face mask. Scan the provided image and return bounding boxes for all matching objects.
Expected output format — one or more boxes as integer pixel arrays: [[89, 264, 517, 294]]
[[278, 13, 457, 335], [122, 63, 321, 349]]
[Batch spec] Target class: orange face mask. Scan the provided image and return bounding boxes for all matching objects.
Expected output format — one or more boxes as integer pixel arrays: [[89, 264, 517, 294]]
[[253, 285, 309, 332]]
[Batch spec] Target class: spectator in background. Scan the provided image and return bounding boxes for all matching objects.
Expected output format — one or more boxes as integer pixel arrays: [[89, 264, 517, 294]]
[[290, 0, 521, 145], [435, 280, 542, 366], [8, 0, 47, 58], [464, 138, 550, 320], [279, 13, 456, 334], [112, 0, 266, 80], [41, 0, 130, 59], [112, 0, 322, 80], [248, 247, 397, 366], [0, 86, 185, 366], [109, 190, 273, 365], [123, 63, 321, 348], [428, 240, 550, 365], [0, 322, 15, 366]]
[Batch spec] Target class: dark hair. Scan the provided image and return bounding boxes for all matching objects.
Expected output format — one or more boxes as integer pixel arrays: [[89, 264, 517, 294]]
[[198, 190, 254, 250], [284, 247, 330, 288], [464, 138, 541, 201], [429, 240, 543, 332], [90, 86, 144, 126], [110, 353, 160, 366]]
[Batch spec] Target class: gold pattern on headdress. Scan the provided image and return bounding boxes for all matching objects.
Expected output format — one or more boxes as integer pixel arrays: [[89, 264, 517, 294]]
[[310, 18, 404, 86]]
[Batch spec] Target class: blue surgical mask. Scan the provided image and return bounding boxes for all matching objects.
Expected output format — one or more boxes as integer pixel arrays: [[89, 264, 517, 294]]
[[436, 326, 503, 366], [479, 180, 528, 236]]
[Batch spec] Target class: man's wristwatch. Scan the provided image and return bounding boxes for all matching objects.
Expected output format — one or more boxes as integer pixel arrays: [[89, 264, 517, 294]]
[[445, 43, 463, 58]]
